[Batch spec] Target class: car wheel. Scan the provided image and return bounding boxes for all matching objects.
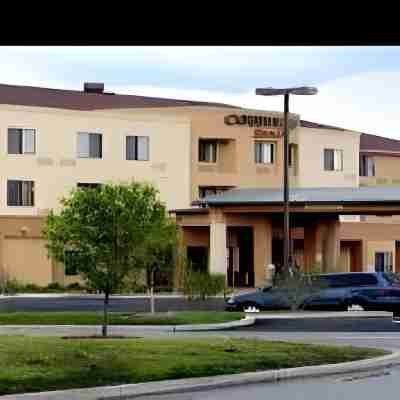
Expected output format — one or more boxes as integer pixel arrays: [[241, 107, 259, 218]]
[[241, 302, 260, 312]]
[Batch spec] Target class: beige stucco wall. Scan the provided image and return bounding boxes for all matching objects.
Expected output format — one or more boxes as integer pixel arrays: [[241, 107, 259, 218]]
[[188, 108, 293, 201], [0, 105, 192, 214], [295, 127, 360, 188], [360, 155, 400, 186]]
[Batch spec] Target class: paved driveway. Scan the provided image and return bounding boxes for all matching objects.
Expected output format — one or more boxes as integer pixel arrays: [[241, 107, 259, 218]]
[[1, 295, 226, 312]]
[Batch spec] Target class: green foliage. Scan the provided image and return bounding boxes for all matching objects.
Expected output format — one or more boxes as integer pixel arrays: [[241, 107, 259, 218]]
[[273, 265, 328, 311], [0, 279, 23, 295], [0, 336, 386, 395], [65, 282, 84, 291], [43, 182, 178, 296], [183, 264, 226, 300]]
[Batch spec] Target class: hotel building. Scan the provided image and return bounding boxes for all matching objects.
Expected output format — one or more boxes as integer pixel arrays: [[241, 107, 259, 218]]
[[1, 82, 400, 287]]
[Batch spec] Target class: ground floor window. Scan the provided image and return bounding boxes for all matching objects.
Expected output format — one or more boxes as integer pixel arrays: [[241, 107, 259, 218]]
[[375, 251, 393, 272], [64, 249, 80, 276]]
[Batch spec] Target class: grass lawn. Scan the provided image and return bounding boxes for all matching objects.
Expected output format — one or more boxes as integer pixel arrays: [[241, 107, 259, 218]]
[[0, 311, 243, 325], [0, 336, 387, 395]]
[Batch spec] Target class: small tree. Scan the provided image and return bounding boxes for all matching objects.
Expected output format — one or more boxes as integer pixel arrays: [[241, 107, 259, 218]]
[[274, 264, 327, 312], [43, 182, 177, 336]]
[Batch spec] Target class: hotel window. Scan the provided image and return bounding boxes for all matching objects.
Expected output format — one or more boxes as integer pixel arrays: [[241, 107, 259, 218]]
[[199, 140, 217, 163], [77, 133, 102, 158], [77, 183, 101, 190], [198, 186, 233, 199], [375, 252, 393, 273], [64, 249, 79, 276], [324, 149, 343, 171], [360, 155, 375, 177], [8, 128, 36, 154], [7, 180, 34, 206], [255, 142, 274, 164], [126, 136, 150, 161]]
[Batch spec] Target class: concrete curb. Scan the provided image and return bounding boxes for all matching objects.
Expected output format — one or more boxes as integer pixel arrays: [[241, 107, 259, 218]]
[[2, 349, 400, 399], [0, 317, 255, 335], [249, 311, 393, 319]]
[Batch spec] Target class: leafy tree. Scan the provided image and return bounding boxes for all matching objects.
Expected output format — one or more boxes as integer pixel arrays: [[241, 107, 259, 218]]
[[273, 264, 328, 311], [43, 182, 178, 336]]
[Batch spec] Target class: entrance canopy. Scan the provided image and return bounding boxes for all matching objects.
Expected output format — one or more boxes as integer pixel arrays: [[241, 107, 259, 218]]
[[172, 187, 400, 288], [173, 187, 400, 216]]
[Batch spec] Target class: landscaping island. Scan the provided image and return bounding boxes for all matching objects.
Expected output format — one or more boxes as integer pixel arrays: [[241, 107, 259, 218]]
[[0, 336, 387, 395], [0, 311, 243, 325]]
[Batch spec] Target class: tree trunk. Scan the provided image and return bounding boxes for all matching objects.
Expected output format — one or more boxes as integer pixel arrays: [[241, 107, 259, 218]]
[[102, 291, 110, 337], [150, 285, 155, 314]]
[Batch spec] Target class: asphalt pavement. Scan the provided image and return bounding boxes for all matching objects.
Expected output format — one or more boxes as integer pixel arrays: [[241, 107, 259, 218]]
[[238, 316, 400, 332], [2, 296, 226, 312], [140, 366, 400, 400]]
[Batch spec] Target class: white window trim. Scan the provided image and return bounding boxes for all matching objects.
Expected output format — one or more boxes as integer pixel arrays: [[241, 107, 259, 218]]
[[6, 126, 37, 156], [199, 140, 218, 164], [255, 141, 275, 165], [77, 131, 103, 159], [324, 148, 343, 172], [125, 134, 150, 161], [6, 178, 35, 208]]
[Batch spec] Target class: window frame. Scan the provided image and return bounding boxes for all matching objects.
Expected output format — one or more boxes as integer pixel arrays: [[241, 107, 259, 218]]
[[7, 127, 37, 155], [126, 135, 150, 161], [77, 182, 101, 190], [77, 132, 103, 159], [198, 139, 218, 163], [7, 179, 35, 207], [360, 154, 375, 177], [255, 141, 275, 164], [324, 148, 343, 171], [64, 248, 80, 276], [198, 186, 234, 199], [375, 252, 393, 273]]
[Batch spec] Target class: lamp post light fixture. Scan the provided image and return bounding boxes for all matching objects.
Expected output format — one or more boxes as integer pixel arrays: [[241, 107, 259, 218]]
[[255, 86, 318, 275]]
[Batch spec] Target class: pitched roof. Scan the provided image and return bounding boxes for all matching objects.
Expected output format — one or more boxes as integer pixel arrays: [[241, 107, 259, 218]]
[[300, 120, 346, 131], [360, 132, 400, 154], [0, 83, 240, 111], [199, 186, 400, 205]]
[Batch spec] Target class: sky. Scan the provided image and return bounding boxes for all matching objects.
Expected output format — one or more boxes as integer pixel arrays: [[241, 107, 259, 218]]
[[1, 46, 400, 138]]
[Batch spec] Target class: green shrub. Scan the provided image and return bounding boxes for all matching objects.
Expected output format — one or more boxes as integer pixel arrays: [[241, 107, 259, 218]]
[[66, 282, 83, 291], [46, 282, 65, 292], [183, 269, 226, 300], [24, 283, 43, 293], [2, 279, 24, 295]]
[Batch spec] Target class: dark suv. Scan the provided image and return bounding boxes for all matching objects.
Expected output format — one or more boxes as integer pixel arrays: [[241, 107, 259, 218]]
[[225, 272, 400, 311]]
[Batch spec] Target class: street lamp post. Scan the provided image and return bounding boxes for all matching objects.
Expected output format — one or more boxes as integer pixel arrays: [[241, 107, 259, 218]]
[[255, 86, 318, 275]]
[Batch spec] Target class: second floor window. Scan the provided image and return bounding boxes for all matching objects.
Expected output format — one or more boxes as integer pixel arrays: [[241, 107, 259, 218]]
[[126, 136, 150, 161], [199, 140, 217, 163], [77, 133, 102, 158], [7, 180, 34, 206], [8, 128, 36, 154], [324, 149, 343, 171], [360, 155, 375, 177], [255, 142, 274, 164]]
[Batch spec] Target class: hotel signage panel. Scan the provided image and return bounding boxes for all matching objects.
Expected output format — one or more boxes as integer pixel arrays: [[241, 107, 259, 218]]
[[254, 129, 283, 139], [224, 114, 283, 128]]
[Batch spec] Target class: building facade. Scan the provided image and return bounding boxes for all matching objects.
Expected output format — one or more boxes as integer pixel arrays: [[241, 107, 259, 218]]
[[0, 82, 399, 287]]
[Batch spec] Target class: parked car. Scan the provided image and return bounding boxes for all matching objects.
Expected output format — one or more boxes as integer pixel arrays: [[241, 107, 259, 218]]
[[225, 272, 400, 312]]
